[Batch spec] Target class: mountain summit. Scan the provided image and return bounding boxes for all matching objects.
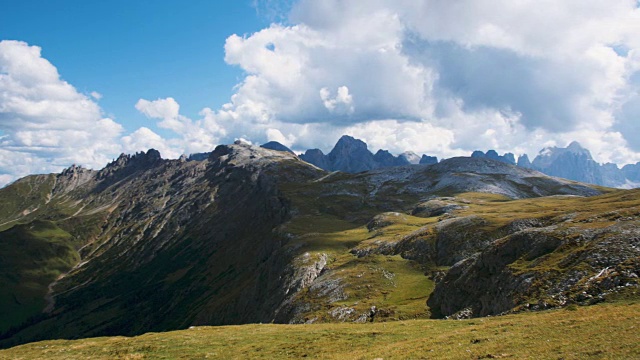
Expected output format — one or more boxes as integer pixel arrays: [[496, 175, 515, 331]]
[[299, 135, 437, 172]]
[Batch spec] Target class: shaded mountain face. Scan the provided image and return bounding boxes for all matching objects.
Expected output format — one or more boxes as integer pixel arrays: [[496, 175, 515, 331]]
[[531, 141, 603, 185], [299, 135, 437, 173], [622, 162, 640, 183], [232, 136, 637, 189], [2, 143, 638, 349], [471, 150, 516, 165]]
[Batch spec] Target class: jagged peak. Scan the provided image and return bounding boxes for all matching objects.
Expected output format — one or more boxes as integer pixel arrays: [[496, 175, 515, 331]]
[[432, 156, 538, 177], [98, 149, 163, 179], [517, 154, 532, 167], [60, 164, 90, 176], [535, 141, 593, 165], [303, 148, 325, 156], [420, 154, 438, 165], [332, 135, 369, 152], [374, 149, 393, 156]]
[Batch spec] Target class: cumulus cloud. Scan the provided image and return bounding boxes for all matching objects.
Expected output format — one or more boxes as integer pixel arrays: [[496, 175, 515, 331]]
[[135, 98, 180, 124], [121, 127, 182, 159], [208, 0, 640, 165], [265, 128, 296, 147], [0, 40, 124, 186], [320, 86, 354, 114], [135, 97, 228, 156], [4, 1, 640, 187]]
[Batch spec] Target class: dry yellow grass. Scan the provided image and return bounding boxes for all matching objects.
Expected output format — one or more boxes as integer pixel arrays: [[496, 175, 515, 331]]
[[1, 301, 638, 359]]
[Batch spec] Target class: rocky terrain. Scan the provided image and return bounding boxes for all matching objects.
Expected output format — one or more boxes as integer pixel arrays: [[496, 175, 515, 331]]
[[269, 135, 640, 188], [0, 141, 638, 349], [298, 135, 438, 172]]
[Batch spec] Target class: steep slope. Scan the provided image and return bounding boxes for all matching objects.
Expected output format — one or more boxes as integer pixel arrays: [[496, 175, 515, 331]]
[[0, 146, 624, 348], [0, 144, 322, 347], [426, 190, 640, 318]]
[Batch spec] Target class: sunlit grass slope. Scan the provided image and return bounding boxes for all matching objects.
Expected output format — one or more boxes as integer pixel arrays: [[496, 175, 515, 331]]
[[1, 301, 637, 359]]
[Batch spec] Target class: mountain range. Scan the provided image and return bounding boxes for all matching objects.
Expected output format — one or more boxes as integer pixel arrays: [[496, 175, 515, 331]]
[[0, 139, 638, 350], [267, 135, 640, 188]]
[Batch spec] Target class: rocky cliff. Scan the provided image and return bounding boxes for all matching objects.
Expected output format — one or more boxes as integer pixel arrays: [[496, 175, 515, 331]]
[[299, 135, 438, 173]]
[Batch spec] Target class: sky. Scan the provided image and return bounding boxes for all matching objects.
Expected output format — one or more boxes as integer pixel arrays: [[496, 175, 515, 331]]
[[1, 0, 640, 186]]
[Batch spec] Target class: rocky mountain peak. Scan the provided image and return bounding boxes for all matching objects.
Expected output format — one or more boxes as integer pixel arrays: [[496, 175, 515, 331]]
[[97, 149, 163, 180], [517, 154, 532, 168], [330, 135, 369, 155], [470, 150, 515, 165], [420, 155, 438, 165], [399, 151, 421, 164], [60, 164, 89, 176], [209, 142, 300, 170], [532, 143, 601, 185], [299, 135, 438, 172], [567, 140, 585, 152], [326, 135, 376, 172]]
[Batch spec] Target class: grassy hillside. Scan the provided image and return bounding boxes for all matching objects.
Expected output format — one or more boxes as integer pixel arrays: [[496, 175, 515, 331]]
[[0, 149, 635, 348], [0, 221, 78, 334], [1, 301, 638, 359]]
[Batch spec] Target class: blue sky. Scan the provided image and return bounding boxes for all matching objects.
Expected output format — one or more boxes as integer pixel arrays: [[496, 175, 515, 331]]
[[0, 0, 267, 134], [1, 0, 640, 186]]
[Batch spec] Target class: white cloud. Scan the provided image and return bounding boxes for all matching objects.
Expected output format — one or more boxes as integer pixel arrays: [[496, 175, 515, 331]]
[[121, 127, 182, 159], [135, 97, 180, 124], [265, 128, 296, 147], [4, 1, 640, 187], [90, 91, 103, 100], [320, 86, 354, 114], [202, 0, 640, 165], [135, 97, 229, 156], [0, 40, 124, 186]]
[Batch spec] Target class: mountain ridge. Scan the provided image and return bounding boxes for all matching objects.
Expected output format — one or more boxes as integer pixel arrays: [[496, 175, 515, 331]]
[[0, 141, 638, 350], [255, 136, 639, 188]]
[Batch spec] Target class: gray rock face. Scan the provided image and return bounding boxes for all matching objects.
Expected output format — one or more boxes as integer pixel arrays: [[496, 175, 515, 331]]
[[187, 152, 210, 161], [296, 135, 638, 188], [471, 150, 516, 165], [373, 149, 406, 168], [0, 143, 324, 348], [517, 154, 532, 168], [96, 149, 163, 182], [622, 162, 640, 182], [399, 151, 421, 164], [299, 135, 438, 173], [428, 222, 640, 318], [532, 142, 604, 185], [516, 142, 639, 188], [299, 149, 330, 170], [327, 135, 378, 172], [419, 155, 438, 165], [601, 163, 626, 187]]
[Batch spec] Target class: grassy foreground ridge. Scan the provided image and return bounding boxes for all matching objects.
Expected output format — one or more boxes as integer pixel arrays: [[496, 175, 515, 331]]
[[1, 301, 637, 359]]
